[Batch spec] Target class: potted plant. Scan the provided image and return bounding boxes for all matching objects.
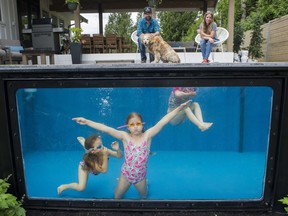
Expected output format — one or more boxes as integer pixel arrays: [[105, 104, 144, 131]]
[[65, 0, 79, 11], [69, 27, 83, 64], [70, 27, 82, 43]]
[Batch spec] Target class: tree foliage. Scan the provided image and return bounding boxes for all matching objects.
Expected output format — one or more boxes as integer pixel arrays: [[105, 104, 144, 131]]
[[233, 0, 245, 53], [184, 16, 202, 42], [158, 11, 198, 41], [257, 0, 288, 23], [214, 0, 287, 54], [248, 13, 264, 59], [242, 0, 288, 29], [214, 0, 245, 53], [105, 12, 135, 42], [243, 0, 258, 18], [233, 22, 244, 53], [214, 0, 228, 28]]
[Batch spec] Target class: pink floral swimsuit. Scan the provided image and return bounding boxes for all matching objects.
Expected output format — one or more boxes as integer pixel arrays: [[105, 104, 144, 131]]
[[121, 139, 150, 184], [168, 87, 197, 109]]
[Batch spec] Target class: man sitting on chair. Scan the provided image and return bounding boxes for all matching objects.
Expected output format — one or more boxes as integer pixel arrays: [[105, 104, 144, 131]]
[[137, 6, 160, 63]]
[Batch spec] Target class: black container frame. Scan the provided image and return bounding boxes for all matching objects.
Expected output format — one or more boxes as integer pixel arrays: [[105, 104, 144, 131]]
[[1, 63, 288, 215]]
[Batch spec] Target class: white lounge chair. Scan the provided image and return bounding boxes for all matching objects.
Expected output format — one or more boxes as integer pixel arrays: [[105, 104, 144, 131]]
[[195, 27, 229, 62], [131, 30, 140, 62], [131, 30, 139, 53]]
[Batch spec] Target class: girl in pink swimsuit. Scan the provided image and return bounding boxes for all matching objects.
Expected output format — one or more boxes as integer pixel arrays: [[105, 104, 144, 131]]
[[72, 100, 191, 199], [121, 139, 150, 184]]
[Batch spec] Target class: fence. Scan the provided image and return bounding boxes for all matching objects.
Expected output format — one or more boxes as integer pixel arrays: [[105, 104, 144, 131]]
[[243, 15, 288, 62]]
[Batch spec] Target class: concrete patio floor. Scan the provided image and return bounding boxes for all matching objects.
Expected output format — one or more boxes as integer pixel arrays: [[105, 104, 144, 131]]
[[52, 52, 234, 65]]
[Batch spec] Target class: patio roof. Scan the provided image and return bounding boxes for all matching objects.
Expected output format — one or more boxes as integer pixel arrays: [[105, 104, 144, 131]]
[[49, 0, 218, 13]]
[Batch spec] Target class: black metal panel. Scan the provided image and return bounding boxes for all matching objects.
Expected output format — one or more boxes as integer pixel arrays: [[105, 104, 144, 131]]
[[0, 76, 18, 194]]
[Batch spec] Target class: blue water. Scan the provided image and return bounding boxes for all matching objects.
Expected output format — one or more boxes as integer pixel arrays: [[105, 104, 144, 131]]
[[24, 151, 265, 200], [16, 87, 272, 200]]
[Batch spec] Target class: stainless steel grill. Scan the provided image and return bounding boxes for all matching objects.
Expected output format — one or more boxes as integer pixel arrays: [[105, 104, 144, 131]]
[[32, 18, 60, 52]]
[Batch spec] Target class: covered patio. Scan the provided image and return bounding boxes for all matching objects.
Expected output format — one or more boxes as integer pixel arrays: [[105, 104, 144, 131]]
[[9, 0, 236, 65], [49, 0, 219, 34]]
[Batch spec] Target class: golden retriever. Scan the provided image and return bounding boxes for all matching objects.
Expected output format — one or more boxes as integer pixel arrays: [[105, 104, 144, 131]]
[[142, 35, 180, 63]]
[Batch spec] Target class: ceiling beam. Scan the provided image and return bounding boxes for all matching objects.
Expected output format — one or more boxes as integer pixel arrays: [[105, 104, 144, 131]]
[[50, 0, 218, 13]]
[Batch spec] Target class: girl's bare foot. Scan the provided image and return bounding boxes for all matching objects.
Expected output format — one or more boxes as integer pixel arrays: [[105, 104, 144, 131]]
[[199, 122, 213, 132], [77, 136, 85, 146], [57, 185, 65, 194]]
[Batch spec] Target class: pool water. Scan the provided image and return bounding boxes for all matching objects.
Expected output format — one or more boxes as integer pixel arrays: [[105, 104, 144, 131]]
[[25, 150, 265, 200], [16, 87, 272, 200]]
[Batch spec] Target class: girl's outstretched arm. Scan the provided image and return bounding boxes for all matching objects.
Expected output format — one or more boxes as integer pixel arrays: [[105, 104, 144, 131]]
[[147, 100, 192, 138], [108, 141, 123, 158], [72, 117, 125, 140], [99, 147, 109, 173]]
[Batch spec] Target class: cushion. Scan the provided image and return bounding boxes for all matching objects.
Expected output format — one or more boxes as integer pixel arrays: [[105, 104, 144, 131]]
[[0, 49, 6, 56], [7, 46, 24, 52]]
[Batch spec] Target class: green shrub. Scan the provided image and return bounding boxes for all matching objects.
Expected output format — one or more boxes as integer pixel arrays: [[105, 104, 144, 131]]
[[0, 175, 25, 216], [279, 195, 288, 213]]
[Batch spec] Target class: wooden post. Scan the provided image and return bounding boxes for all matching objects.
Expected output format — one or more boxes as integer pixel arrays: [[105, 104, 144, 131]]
[[227, 0, 235, 52], [98, 3, 103, 34], [74, 4, 80, 28], [203, 0, 207, 13]]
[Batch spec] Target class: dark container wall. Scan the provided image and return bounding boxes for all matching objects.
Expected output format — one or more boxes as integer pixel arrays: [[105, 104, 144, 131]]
[[0, 77, 18, 194], [1, 63, 288, 215]]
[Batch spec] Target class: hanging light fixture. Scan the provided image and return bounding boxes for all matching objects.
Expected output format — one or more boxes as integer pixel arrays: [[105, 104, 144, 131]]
[[147, 0, 162, 8]]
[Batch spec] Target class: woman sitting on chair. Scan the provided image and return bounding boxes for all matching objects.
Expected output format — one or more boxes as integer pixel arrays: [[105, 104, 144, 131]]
[[198, 11, 218, 63]]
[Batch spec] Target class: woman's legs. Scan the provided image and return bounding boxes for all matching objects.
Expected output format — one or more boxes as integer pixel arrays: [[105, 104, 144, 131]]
[[200, 39, 207, 59], [114, 173, 131, 199], [57, 165, 88, 194], [200, 39, 213, 62], [204, 40, 213, 60]]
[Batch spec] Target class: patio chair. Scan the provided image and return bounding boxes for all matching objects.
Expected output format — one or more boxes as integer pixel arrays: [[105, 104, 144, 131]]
[[121, 38, 132, 53], [131, 30, 141, 62], [105, 34, 118, 53], [131, 30, 139, 53], [195, 27, 229, 62], [81, 34, 92, 53], [92, 34, 105, 53], [0, 39, 23, 64]]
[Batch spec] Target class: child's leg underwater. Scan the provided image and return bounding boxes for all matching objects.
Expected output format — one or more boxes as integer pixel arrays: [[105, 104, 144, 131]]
[[185, 103, 213, 132], [114, 173, 131, 199], [191, 102, 204, 123], [57, 165, 88, 194], [134, 178, 148, 199]]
